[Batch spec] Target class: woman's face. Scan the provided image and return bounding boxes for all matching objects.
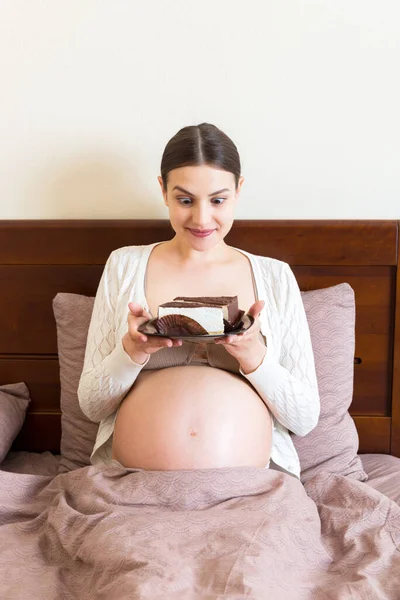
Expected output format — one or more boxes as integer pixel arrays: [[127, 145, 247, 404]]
[[158, 165, 244, 250]]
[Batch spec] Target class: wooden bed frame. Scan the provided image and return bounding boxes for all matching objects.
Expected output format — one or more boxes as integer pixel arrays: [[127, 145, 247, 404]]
[[1, 220, 399, 457]]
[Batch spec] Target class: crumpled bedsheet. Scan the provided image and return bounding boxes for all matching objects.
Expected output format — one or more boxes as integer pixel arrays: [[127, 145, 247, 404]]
[[0, 465, 399, 599]]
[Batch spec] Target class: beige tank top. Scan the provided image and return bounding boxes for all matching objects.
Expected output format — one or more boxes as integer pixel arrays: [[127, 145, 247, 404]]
[[140, 243, 263, 373], [140, 338, 245, 373]]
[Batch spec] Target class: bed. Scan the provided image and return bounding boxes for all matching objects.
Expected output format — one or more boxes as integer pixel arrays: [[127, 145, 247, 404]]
[[1, 219, 400, 599]]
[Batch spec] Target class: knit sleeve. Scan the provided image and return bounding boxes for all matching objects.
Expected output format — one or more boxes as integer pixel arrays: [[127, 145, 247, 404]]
[[240, 261, 320, 436], [77, 249, 149, 423]]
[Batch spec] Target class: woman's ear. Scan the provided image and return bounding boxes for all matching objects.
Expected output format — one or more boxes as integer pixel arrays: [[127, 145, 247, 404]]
[[236, 176, 245, 197], [157, 176, 168, 206]]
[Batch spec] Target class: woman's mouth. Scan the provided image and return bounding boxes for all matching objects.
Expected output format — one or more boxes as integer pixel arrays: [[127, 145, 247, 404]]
[[188, 228, 215, 238]]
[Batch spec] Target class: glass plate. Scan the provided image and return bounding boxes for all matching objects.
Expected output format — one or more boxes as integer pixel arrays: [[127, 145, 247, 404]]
[[137, 314, 255, 343]]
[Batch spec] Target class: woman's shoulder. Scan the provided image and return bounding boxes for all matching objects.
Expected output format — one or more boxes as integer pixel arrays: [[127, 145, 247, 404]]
[[108, 244, 148, 258], [104, 244, 148, 278], [244, 251, 299, 303], [107, 243, 155, 265], [251, 252, 288, 268], [247, 251, 291, 279]]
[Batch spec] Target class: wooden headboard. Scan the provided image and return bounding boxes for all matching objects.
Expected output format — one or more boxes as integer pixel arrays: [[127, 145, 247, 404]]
[[1, 220, 399, 457]]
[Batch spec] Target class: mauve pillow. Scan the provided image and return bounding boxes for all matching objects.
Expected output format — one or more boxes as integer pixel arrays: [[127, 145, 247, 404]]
[[52, 283, 368, 481], [294, 283, 368, 483], [53, 293, 97, 473], [0, 382, 31, 463]]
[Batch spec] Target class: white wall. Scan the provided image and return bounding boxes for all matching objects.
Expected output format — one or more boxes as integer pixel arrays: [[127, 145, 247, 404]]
[[0, 0, 399, 219]]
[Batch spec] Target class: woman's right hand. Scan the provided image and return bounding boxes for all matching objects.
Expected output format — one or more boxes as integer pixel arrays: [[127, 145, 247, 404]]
[[122, 302, 182, 365]]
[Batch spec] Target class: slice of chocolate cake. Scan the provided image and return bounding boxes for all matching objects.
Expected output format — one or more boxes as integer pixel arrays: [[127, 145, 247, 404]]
[[173, 296, 240, 325], [157, 296, 240, 335]]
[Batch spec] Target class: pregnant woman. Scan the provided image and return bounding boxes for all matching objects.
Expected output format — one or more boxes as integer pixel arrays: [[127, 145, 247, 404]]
[[77, 122, 320, 480]]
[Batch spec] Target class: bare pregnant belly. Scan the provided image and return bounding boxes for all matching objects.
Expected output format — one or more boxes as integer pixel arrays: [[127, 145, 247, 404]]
[[112, 365, 273, 470]]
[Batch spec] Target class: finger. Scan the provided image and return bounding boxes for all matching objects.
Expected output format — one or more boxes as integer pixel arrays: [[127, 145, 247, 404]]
[[247, 300, 265, 319], [134, 330, 183, 349], [216, 334, 237, 344], [128, 302, 152, 320], [168, 338, 182, 347], [128, 308, 152, 334], [128, 302, 144, 315], [128, 328, 147, 344], [140, 337, 172, 350], [152, 337, 174, 348], [130, 321, 145, 339]]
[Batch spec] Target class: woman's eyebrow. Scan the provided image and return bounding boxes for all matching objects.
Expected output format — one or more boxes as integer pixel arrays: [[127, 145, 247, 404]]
[[172, 186, 230, 196]]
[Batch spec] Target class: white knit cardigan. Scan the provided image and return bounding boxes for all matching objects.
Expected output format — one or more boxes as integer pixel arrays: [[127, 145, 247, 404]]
[[77, 242, 320, 479]]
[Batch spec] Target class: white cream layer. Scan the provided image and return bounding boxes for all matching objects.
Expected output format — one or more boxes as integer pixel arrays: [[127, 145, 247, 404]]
[[158, 306, 224, 334], [176, 299, 230, 321]]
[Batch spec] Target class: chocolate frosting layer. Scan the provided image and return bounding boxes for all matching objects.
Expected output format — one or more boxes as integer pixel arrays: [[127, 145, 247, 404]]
[[173, 296, 237, 305], [159, 301, 216, 309], [170, 295, 240, 324]]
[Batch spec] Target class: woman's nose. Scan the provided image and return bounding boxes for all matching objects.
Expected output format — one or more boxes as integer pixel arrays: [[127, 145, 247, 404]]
[[192, 202, 211, 226]]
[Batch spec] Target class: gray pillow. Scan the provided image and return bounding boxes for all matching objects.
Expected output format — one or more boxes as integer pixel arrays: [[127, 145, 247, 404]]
[[0, 382, 31, 463], [293, 283, 368, 483], [53, 293, 98, 473]]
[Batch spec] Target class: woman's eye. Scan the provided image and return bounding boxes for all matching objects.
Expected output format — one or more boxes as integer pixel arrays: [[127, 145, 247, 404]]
[[177, 197, 226, 206]]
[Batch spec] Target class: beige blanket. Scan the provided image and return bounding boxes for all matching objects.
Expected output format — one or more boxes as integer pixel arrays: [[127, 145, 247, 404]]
[[0, 465, 399, 599]]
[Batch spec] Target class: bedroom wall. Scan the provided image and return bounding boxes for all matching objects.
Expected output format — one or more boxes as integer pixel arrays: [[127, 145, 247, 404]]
[[0, 0, 399, 219]]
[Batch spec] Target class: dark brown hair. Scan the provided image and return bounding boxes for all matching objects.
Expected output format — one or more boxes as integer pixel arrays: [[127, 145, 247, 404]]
[[160, 123, 241, 193]]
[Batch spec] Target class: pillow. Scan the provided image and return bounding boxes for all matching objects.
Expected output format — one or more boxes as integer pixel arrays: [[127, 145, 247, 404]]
[[53, 293, 97, 473], [293, 283, 368, 483], [0, 382, 31, 463], [53, 283, 368, 482]]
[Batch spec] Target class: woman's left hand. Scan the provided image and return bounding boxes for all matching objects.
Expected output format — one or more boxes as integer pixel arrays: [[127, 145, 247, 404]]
[[214, 300, 267, 374]]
